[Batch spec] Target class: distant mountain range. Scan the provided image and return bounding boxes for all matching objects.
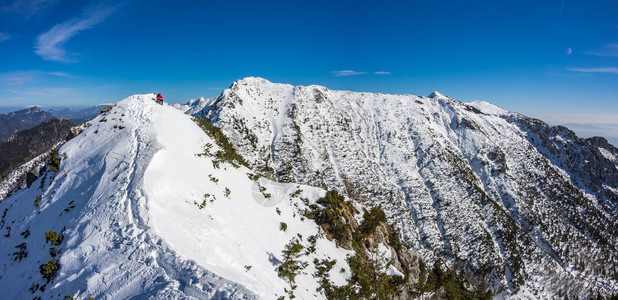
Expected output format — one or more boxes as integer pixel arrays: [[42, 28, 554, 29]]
[[0, 107, 56, 143], [46, 105, 111, 124], [0, 105, 106, 143]]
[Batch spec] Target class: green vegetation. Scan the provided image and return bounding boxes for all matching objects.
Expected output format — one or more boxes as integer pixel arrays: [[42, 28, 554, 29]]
[[192, 117, 248, 168], [48, 148, 61, 172], [196, 143, 213, 158], [415, 259, 493, 299], [44, 230, 63, 246], [304, 190, 351, 243], [208, 174, 219, 183], [258, 183, 271, 199], [246, 172, 261, 181], [280, 222, 288, 231], [39, 259, 60, 283], [224, 187, 231, 198], [306, 190, 407, 298], [359, 207, 387, 235], [305, 235, 317, 255], [314, 258, 338, 294], [34, 195, 41, 207], [278, 238, 308, 283], [194, 193, 216, 209], [290, 188, 303, 198], [305, 189, 492, 299]]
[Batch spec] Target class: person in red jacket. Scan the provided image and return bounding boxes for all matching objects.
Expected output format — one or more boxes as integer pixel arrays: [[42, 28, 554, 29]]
[[156, 93, 163, 105]]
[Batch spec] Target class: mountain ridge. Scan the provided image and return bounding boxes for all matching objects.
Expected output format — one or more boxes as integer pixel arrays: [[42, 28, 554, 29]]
[[0, 78, 616, 298], [184, 77, 618, 298], [1, 94, 423, 299]]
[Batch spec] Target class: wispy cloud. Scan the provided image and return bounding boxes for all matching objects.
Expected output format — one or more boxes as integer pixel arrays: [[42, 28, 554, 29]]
[[568, 67, 618, 74], [331, 70, 368, 76], [0, 32, 10, 43], [9, 87, 74, 96], [0, 70, 74, 86], [584, 43, 618, 57], [0, 71, 39, 86], [1, 0, 57, 18], [47, 71, 73, 77], [35, 3, 120, 62], [374, 71, 391, 75]]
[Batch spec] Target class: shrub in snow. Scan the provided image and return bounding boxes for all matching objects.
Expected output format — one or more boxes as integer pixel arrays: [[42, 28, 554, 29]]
[[192, 117, 248, 168], [208, 174, 219, 183], [277, 238, 307, 283], [48, 148, 61, 172], [359, 207, 387, 236], [39, 259, 60, 283], [44, 230, 63, 246]]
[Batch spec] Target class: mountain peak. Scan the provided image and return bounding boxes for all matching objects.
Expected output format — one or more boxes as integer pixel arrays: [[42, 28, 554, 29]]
[[233, 76, 273, 86], [428, 91, 447, 99], [27, 106, 41, 113]]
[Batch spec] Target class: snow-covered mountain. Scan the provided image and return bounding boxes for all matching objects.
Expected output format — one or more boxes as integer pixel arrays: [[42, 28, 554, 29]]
[[2, 95, 419, 299], [1, 78, 616, 299], [185, 77, 618, 298]]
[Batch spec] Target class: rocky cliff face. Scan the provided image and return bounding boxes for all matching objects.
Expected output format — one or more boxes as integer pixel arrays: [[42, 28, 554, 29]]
[[186, 77, 618, 298]]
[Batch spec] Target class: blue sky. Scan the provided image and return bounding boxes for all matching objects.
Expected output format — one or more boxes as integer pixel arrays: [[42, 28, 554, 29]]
[[1, 0, 617, 142]]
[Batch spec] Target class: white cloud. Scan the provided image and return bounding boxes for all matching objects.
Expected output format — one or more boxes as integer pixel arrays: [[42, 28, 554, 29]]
[[35, 3, 119, 62], [331, 70, 368, 76], [374, 71, 391, 75], [568, 67, 618, 74], [584, 43, 618, 57], [0, 32, 10, 43], [47, 71, 72, 77]]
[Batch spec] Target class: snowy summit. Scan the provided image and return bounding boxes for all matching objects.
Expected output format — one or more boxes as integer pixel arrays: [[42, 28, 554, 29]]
[[0, 95, 358, 299]]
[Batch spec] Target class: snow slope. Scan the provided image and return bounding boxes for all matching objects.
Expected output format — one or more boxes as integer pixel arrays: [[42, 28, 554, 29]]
[[187, 77, 618, 298], [0, 95, 352, 299]]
